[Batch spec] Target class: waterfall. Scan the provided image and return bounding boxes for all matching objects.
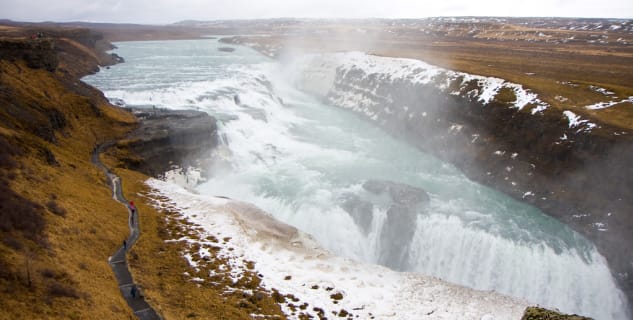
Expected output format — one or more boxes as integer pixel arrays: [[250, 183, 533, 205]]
[[83, 39, 630, 320]]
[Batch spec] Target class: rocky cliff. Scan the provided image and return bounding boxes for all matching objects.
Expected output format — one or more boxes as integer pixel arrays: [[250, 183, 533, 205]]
[[115, 108, 218, 177], [0, 38, 58, 71], [289, 52, 633, 310]]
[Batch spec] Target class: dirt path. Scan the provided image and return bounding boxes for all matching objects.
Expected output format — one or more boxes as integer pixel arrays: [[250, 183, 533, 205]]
[[92, 143, 162, 320]]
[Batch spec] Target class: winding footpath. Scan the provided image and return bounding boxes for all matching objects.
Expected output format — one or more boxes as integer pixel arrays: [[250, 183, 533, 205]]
[[92, 143, 162, 320]]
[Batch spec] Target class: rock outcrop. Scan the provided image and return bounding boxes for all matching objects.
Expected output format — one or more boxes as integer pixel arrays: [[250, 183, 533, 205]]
[[119, 108, 218, 177], [339, 193, 373, 234], [0, 38, 58, 71], [340, 179, 430, 269], [362, 179, 430, 206]]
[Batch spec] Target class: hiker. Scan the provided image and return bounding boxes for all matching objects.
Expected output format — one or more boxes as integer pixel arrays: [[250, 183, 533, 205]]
[[130, 286, 137, 298], [128, 201, 136, 215], [123, 239, 127, 249]]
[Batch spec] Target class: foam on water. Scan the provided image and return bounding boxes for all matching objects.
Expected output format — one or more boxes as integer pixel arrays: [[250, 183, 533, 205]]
[[83, 39, 630, 319]]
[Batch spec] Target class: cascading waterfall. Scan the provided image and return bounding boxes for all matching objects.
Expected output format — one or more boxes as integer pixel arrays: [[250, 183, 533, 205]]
[[84, 38, 630, 320]]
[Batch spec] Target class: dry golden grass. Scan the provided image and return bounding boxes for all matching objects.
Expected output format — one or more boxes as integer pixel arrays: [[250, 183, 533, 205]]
[[0, 150, 131, 320], [522, 307, 591, 320]]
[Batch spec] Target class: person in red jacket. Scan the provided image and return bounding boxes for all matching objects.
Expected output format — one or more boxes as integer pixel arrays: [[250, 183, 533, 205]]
[[128, 201, 136, 214]]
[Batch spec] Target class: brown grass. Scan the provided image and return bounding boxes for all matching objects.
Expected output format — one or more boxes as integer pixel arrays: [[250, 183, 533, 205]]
[[521, 307, 592, 320], [0, 53, 136, 319]]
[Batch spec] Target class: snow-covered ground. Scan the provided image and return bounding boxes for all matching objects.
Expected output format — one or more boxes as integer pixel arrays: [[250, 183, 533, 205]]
[[146, 178, 528, 320]]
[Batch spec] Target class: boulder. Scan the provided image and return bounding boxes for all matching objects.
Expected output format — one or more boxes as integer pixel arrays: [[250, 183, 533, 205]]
[[339, 180, 430, 269], [362, 179, 430, 206]]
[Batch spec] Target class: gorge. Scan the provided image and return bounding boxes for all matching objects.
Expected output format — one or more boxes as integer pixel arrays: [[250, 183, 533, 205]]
[[84, 38, 631, 319], [286, 51, 633, 308]]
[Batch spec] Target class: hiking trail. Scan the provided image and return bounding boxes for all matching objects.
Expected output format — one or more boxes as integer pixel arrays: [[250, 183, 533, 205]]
[[92, 143, 162, 320]]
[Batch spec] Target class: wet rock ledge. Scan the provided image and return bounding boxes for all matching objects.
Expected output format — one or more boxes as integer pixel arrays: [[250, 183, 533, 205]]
[[118, 108, 218, 177]]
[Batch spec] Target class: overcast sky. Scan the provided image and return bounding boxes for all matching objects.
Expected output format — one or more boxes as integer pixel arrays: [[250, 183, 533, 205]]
[[1, 0, 631, 24]]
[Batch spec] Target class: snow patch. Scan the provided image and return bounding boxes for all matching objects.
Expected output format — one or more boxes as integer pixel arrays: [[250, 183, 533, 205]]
[[589, 85, 615, 96], [555, 95, 569, 103], [593, 222, 608, 232], [562, 111, 597, 132], [476, 77, 505, 104], [585, 96, 633, 110]]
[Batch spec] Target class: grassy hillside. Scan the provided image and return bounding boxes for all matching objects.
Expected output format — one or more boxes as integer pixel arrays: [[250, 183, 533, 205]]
[[0, 28, 137, 319]]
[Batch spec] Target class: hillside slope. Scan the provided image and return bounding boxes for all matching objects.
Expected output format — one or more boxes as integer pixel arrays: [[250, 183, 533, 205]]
[[0, 27, 138, 319]]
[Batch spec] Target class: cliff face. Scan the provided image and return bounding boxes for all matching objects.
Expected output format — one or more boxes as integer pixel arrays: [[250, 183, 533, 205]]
[[290, 52, 633, 307], [0, 38, 58, 71]]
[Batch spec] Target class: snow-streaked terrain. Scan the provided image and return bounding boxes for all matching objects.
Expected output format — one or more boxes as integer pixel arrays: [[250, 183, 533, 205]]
[[286, 51, 602, 132], [147, 178, 529, 320]]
